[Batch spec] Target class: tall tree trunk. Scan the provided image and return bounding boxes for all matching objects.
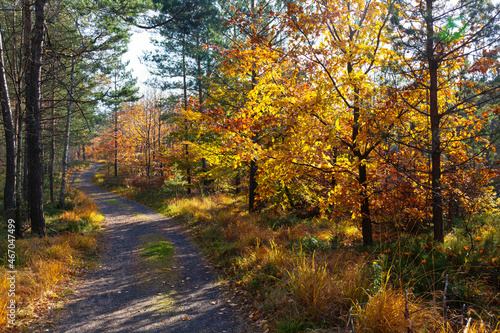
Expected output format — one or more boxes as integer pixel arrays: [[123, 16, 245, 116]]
[[14, 17, 24, 234], [158, 118, 163, 176], [248, 0, 260, 213], [49, 79, 55, 203], [349, 62, 373, 245], [58, 56, 75, 208], [0, 30, 17, 226], [114, 107, 118, 177], [235, 171, 241, 194], [182, 36, 191, 195], [196, 35, 209, 194], [248, 159, 258, 213], [25, 0, 46, 237], [15, 103, 23, 233], [426, 0, 444, 242], [113, 66, 119, 178], [359, 163, 373, 245]]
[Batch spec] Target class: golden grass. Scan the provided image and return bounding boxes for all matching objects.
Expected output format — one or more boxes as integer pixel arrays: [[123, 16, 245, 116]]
[[165, 193, 500, 332], [353, 286, 442, 333], [100, 179, 500, 332], [60, 190, 104, 224], [163, 193, 378, 326], [0, 189, 101, 329], [285, 253, 338, 320]]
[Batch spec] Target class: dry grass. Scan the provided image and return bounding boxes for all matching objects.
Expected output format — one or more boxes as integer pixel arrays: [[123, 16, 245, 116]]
[[285, 253, 339, 320], [99, 173, 500, 332], [0, 189, 101, 329], [165, 193, 500, 332], [60, 190, 104, 224], [352, 286, 442, 333], [163, 193, 377, 327]]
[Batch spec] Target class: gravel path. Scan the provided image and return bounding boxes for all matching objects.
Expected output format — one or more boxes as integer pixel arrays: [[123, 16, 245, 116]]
[[54, 163, 248, 333]]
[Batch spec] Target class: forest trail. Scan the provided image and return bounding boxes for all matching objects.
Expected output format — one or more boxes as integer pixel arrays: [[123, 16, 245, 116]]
[[53, 163, 248, 333]]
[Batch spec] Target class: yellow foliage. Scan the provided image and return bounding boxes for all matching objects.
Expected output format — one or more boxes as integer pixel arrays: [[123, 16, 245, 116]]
[[353, 287, 442, 333]]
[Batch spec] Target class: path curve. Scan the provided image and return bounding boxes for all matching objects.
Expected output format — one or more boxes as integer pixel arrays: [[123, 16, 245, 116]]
[[54, 163, 248, 333]]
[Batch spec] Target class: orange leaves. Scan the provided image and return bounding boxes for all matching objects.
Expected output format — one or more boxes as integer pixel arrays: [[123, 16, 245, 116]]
[[193, 0, 500, 229], [468, 48, 500, 74]]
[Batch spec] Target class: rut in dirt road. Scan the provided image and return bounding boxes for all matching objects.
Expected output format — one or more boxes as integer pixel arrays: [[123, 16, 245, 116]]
[[54, 164, 249, 333]]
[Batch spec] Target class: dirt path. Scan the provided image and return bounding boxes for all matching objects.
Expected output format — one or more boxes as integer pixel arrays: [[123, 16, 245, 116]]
[[53, 163, 249, 333]]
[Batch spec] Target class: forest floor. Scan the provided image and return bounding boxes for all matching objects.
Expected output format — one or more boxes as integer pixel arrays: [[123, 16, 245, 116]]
[[48, 163, 256, 333]]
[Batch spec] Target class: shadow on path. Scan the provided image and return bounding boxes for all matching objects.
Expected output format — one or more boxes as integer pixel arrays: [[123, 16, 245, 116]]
[[54, 164, 248, 333]]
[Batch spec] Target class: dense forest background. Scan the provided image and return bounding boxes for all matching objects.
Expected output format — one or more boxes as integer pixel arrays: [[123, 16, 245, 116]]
[[2, 0, 500, 331]]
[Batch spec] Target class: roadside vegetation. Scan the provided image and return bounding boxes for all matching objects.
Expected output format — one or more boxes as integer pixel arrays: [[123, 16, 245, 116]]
[[0, 162, 103, 330], [95, 168, 500, 332]]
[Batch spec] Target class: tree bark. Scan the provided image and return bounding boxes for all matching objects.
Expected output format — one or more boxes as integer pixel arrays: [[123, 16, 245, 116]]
[[359, 162, 373, 245], [114, 106, 118, 177], [49, 77, 55, 203], [25, 0, 46, 237], [349, 62, 373, 245], [182, 36, 191, 195], [58, 56, 75, 208], [248, 46, 260, 213], [0, 29, 17, 225], [426, 0, 444, 242], [15, 103, 23, 233], [248, 159, 258, 213]]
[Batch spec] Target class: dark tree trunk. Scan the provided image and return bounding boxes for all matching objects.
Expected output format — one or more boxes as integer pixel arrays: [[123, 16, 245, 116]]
[[248, 55, 259, 213], [350, 63, 373, 245], [196, 33, 209, 195], [359, 162, 373, 245], [58, 56, 75, 208], [249, 159, 258, 213], [234, 171, 241, 194], [182, 36, 191, 195], [114, 108, 118, 178], [48, 81, 55, 203], [201, 157, 208, 194], [25, 0, 46, 237], [0, 30, 17, 229], [426, 0, 444, 242], [15, 103, 23, 233]]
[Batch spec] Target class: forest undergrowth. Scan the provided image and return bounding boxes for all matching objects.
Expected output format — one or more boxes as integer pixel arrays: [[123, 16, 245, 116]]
[[95, 168, 500, 333]]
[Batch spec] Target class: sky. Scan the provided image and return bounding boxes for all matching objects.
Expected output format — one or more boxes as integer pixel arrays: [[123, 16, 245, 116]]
[[122, 27, 156, 94]]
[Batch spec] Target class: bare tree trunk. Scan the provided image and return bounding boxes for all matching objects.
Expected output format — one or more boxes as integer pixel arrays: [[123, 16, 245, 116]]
[[25, 0, 46, 237], [348, 59, 373, 245], [0, 29, 17, 227], [114, 107, 118, 177], [15, 103, 23, 232], [48, 78, 55, 203], [58, 56, 75, 208], [249, 62, 259, 212], [359, 162, 373, 245], [15, 17, 25, 234], [248, 159, 258, 212], [196, 35, 209, 194], [426, 0, 444, 242], [182, 36, 191, 195]]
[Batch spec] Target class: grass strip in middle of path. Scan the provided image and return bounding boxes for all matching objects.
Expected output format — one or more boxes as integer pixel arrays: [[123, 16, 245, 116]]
[[136, 235, 178, 314]]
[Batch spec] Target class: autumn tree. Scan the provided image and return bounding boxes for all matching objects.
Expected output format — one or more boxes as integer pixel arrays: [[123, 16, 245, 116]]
[[272, 0, 395, 244], [144, 0, 221, 194], [201, 0, 290, 212], [390, 0, 500, 242]]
